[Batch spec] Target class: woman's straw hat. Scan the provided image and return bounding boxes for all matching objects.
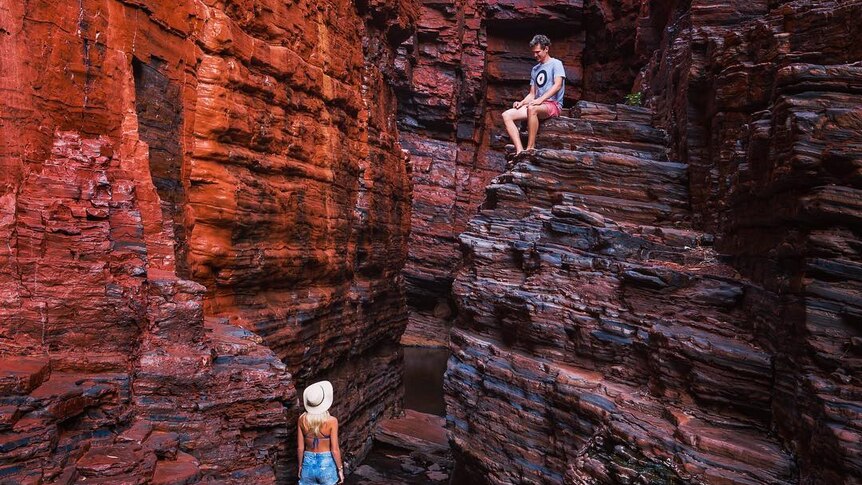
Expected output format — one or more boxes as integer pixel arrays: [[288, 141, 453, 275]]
[[303, 380, 334, 414]]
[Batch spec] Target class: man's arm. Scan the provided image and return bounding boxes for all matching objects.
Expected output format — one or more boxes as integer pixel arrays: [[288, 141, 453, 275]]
[[514, 85, 536, 109], [530, 76, 564, 105]]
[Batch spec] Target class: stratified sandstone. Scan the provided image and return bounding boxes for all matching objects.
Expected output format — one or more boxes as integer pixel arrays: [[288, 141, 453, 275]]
[[641, 0, 862, 480], [189, 0, 415, 382], [0, 0, 417, 482], [396, 1, 500, 347], [185, 0, 418, 461], [0, 132, 293, 483], [447, 104, 796, 484], [398, 0, 644, 347], [444, 1, 862, 483]]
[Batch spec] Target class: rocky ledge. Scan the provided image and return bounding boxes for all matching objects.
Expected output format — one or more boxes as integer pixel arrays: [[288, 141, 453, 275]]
[[445, 103, 802, 484], [444, 0, 862, 482]]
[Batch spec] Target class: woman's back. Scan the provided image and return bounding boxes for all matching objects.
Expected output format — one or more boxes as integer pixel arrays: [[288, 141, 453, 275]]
[[301, 413, 336, 452], [298, 380, 344, 483]]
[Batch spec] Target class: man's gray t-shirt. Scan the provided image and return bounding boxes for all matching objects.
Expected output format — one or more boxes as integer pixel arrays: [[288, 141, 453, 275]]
[[530, 58, 566, 108]]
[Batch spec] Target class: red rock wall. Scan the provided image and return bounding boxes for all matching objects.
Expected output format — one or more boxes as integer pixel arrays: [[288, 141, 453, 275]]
[[0, 0, 417, 482], [398, 0, 643, 346], [641, 0, 862, 480], [396, 0, 498, 346]]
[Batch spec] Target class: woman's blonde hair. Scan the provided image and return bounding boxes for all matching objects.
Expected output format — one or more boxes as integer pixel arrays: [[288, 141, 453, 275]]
[[304, 411, 330, 436]]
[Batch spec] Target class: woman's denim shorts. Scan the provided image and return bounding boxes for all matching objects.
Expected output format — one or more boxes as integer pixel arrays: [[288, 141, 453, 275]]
[[299, 451, 338, 485]]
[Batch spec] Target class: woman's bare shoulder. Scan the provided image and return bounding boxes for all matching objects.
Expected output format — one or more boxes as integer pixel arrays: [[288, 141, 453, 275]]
[[325, 415, 338, 429]]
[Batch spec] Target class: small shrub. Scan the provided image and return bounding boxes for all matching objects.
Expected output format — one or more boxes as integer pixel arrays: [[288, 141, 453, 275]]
[[624, 92, 644, 106]]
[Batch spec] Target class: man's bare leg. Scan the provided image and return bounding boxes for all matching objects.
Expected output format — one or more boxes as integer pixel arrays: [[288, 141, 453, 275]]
[[526, 104, 551, 150], [502, 107, 529, 153]]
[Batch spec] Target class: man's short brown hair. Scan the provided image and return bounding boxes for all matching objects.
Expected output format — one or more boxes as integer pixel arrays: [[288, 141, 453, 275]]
[[530, 35, 551, 49]]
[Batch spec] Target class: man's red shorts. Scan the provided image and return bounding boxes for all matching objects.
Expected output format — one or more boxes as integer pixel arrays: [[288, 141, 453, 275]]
[[543, 100, 561, 118]]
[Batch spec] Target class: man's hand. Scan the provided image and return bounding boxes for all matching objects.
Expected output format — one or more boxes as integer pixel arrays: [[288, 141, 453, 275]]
[[513, 101, 523, 109], [298, 466, 302, 479], [338, 468, 345, 483]]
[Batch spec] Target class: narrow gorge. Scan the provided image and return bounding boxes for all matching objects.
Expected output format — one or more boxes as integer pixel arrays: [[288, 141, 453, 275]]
[[1, 1, 860, 484]]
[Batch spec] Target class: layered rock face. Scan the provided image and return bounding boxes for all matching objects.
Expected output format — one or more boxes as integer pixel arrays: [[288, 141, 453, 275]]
[[448, 104, 798, 484], [641, 0, 862, 480], [1, 0, 416, 482], [398, 0, 643, 346], [183, 0, 418, 464], [444, 1, 862, 483], [0, 129, 293, 483]]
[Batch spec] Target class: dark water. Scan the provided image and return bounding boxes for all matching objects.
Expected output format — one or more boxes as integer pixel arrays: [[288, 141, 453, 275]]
[[403, 346, 450, 416], [343, 346, 452, 484]]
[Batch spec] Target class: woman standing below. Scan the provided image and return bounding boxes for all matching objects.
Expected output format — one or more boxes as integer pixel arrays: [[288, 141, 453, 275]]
[[297, 380, 345, 484]]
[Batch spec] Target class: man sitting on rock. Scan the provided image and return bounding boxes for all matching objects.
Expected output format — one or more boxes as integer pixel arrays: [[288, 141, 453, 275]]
[[501, 34, 566, 155]]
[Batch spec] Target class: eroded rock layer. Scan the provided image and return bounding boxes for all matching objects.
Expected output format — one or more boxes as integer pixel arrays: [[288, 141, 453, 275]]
[[397, 0, 643, 346], [0, 131, 294, 483], [445, 1, 862, 483], [448, 105, 797, 484], [641, 0, 862, 480], [0, 0, 416, 482]]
